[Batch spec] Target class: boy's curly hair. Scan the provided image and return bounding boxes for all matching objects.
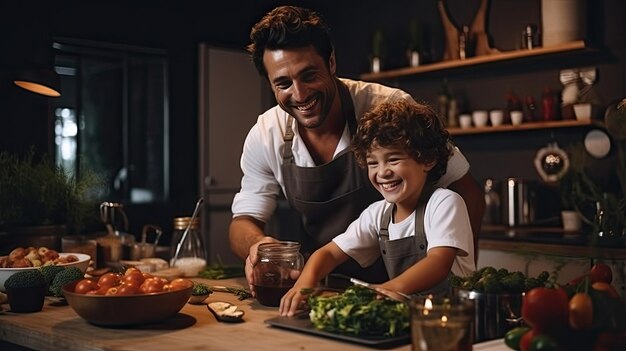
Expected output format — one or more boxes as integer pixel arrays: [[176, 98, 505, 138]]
[[352, 99, 452, 184]]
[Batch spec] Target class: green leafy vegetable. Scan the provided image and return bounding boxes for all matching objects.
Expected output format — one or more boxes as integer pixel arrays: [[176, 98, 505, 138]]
[[308, 285, 409, 337]]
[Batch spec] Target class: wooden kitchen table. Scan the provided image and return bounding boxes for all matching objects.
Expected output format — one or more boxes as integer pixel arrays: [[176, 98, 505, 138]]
[[0, 277, 415, 351]]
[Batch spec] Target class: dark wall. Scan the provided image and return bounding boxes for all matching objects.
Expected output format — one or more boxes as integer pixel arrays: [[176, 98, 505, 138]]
[[2, 0, 625, 234]]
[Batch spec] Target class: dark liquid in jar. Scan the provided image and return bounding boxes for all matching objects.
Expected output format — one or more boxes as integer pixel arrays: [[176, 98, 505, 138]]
[[254, 285, 292, 307]]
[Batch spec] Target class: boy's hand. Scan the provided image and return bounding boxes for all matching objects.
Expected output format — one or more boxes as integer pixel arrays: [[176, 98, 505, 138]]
[[279, 286, 309, 317]]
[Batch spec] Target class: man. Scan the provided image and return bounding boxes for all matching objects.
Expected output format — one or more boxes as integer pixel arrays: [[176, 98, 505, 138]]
[[229, 5, 485, 294]]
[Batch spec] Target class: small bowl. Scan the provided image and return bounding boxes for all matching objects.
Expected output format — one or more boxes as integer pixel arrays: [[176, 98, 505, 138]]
[[0, 253, 90, 292], [63, 280, 192, 326], [188, 293, 210, 305]]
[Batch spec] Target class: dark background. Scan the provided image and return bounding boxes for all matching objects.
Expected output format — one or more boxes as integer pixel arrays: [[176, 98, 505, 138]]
[[1, 0, 624, 246]]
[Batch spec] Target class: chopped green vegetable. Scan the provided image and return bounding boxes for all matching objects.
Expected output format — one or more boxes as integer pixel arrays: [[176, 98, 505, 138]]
[[308, 285, 409, 337], [198, 264, 244, 279], [449, 267, 551, 294]]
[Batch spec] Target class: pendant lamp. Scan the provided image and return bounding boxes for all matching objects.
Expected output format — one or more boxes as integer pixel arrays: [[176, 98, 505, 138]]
[[14, 67, 61, 97]]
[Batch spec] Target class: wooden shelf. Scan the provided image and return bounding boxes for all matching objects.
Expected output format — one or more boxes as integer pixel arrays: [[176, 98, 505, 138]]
[[447, 119, 603, 136], [361, 41, 588, 81]]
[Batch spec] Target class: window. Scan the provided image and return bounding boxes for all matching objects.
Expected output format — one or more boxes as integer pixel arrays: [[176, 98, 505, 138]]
[[53, 38, 169, 203]]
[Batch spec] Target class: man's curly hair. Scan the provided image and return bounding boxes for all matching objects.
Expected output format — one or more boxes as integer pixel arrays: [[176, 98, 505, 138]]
[[352, 99, 452, 184], [247, 6, 334, 78]]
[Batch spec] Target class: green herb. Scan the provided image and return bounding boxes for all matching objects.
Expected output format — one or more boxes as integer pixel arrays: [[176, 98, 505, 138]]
[[210, 285, 252, 300], [198, 257, 244, 279], [308, 285, 409, 337], [192, 282, 212, 296]]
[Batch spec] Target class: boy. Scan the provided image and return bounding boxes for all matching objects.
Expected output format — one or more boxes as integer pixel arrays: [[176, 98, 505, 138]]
[[279, 99, 475, 316]]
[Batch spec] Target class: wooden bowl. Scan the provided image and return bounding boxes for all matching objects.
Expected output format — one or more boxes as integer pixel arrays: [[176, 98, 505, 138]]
[[63, 280, 192, 326]]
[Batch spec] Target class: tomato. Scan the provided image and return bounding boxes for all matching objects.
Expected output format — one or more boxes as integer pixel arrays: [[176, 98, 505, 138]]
[[569, 292, 593, 330], [591, 282, 620, 298], [98, 272, 121, 288], [168, 278, 193, 291], [505, 326, 530, 351], [522, 287, 569, 332], [74, 279, 99, 295], [104, 286, 119, 295], [140, 277, 166, 293], [85, 286, 109, 295], [589, 263, 613, 284], [520, 329, 539, 351], [121, 270, 145, 286], [589, 262, 613, 284], [116, 283, 140, 296], [530, 334, 559, 351]]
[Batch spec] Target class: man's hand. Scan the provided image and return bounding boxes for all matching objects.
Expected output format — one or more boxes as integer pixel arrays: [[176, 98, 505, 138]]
[[245, 236, 279, 296]]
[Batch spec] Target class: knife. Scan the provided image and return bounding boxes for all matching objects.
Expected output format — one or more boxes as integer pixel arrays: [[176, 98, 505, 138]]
[[348, 277, 412, 302]]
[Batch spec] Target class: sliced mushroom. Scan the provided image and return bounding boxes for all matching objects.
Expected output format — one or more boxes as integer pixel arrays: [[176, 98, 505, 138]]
[[207, 301, 245, 323]]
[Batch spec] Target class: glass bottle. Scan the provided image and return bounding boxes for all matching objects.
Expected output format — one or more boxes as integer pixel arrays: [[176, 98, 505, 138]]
[[253, 241, 304, 307], [170, 216, 206, 277]]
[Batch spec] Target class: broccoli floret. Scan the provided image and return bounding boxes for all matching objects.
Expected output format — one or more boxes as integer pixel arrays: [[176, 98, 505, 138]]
[[448, 274, 463, 289], [476, 273, 504, 293], [5, 270, 46, 289], [39, 265, 65, 287], [501, 271, 526, 293], [479, 266, 498, 278], [537, 271, 550, 284], [50, 267, 84, 297]]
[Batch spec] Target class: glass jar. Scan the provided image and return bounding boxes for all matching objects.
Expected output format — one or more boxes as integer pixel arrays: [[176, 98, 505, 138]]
[[253, 241, 304, 307], [169, 216, 206, 277]]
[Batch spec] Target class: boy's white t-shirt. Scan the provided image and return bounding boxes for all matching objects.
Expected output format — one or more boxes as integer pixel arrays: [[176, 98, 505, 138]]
[[332, 188, 475, 277]]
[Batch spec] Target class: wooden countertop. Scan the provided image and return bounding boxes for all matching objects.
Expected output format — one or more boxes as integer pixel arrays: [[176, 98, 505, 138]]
[[0, 277, 417, 351]]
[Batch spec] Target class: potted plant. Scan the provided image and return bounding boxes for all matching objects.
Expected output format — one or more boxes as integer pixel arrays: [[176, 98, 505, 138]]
[[0, 150, 104, 251]]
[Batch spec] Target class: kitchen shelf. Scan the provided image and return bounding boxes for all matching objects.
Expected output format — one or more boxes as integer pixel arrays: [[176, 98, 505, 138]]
[[361, 41, 588, 81], [448, 119, 604, 136]]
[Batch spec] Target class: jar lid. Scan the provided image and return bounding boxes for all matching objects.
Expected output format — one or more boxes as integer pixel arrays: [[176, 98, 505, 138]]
[[173, 217, 200, 230]]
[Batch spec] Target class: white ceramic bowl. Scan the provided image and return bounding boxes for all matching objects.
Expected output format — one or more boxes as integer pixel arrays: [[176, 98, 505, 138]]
[[0, 253, 90, 291]]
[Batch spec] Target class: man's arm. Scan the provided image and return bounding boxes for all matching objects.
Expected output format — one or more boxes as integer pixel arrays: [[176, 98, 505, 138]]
[[228, 215, 268, 260], [447, 171, 486, 263]]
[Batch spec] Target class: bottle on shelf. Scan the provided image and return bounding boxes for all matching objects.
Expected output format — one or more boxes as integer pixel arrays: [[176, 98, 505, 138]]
[[437, 79, 450, 126], [542, 87, 558, 121], [524, 95, 538, 122]]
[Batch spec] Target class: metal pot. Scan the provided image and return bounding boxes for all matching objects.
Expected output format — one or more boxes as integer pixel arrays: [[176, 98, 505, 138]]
[[501, 178, 537, 227], [457, 290, 524, 343]]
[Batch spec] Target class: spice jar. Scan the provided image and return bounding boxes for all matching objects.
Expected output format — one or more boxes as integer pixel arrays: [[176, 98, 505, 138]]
[[253, 241, 304, 307], [170, 217, 206, 277]]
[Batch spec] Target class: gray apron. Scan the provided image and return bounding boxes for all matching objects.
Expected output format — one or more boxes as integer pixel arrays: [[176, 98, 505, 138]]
[[280, 79, 388, 283], [378, 186, 450, 295]]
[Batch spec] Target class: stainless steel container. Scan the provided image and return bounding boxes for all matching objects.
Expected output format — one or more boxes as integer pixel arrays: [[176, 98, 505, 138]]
[[457, 290, 524, 343], [501, 178, 537, 227]]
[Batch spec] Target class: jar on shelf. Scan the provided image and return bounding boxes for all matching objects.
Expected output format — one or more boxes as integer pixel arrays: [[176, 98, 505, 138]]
[[169, 216, 206, 277], [253, 241, 304, 307]]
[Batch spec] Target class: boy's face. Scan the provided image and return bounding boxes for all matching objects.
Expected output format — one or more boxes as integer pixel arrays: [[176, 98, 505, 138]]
[[366, 143, 434, 216]]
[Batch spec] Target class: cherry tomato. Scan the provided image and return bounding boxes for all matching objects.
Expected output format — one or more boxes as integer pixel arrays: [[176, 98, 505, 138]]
[[74, 279, 99, 294], [589, 263, 613, 284], [522, 287, 569, 332], [98, 272, 121, 288], [121, 270, 145, 286], [168, 278, 193, 291], [592, 282, 620, 298], [569, 292, 593, 330], [116, 283, 141, 296], [104, 286, 119, 295], [140, 277, 166, 293]]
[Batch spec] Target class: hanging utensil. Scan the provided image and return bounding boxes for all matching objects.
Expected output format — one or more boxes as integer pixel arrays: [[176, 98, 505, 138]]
[[171, 197, 204, 267]]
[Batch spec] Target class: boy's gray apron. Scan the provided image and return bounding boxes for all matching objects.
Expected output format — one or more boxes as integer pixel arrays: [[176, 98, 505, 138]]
[[378, 186, 450, 295], [280, 79, 388, 283]]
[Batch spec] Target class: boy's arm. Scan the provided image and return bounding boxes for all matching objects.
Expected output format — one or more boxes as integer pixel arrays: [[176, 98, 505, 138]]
[[279, 242, 349, 316], [380, 247, 456, 295]]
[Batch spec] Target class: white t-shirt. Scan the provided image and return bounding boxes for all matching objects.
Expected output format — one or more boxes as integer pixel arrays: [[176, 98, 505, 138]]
[[231, 78, 470, 223], [332, 188, 476, 277]]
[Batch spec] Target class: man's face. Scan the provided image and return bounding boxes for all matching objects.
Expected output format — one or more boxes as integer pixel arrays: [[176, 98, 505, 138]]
[[262, 45, 337, 130]]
